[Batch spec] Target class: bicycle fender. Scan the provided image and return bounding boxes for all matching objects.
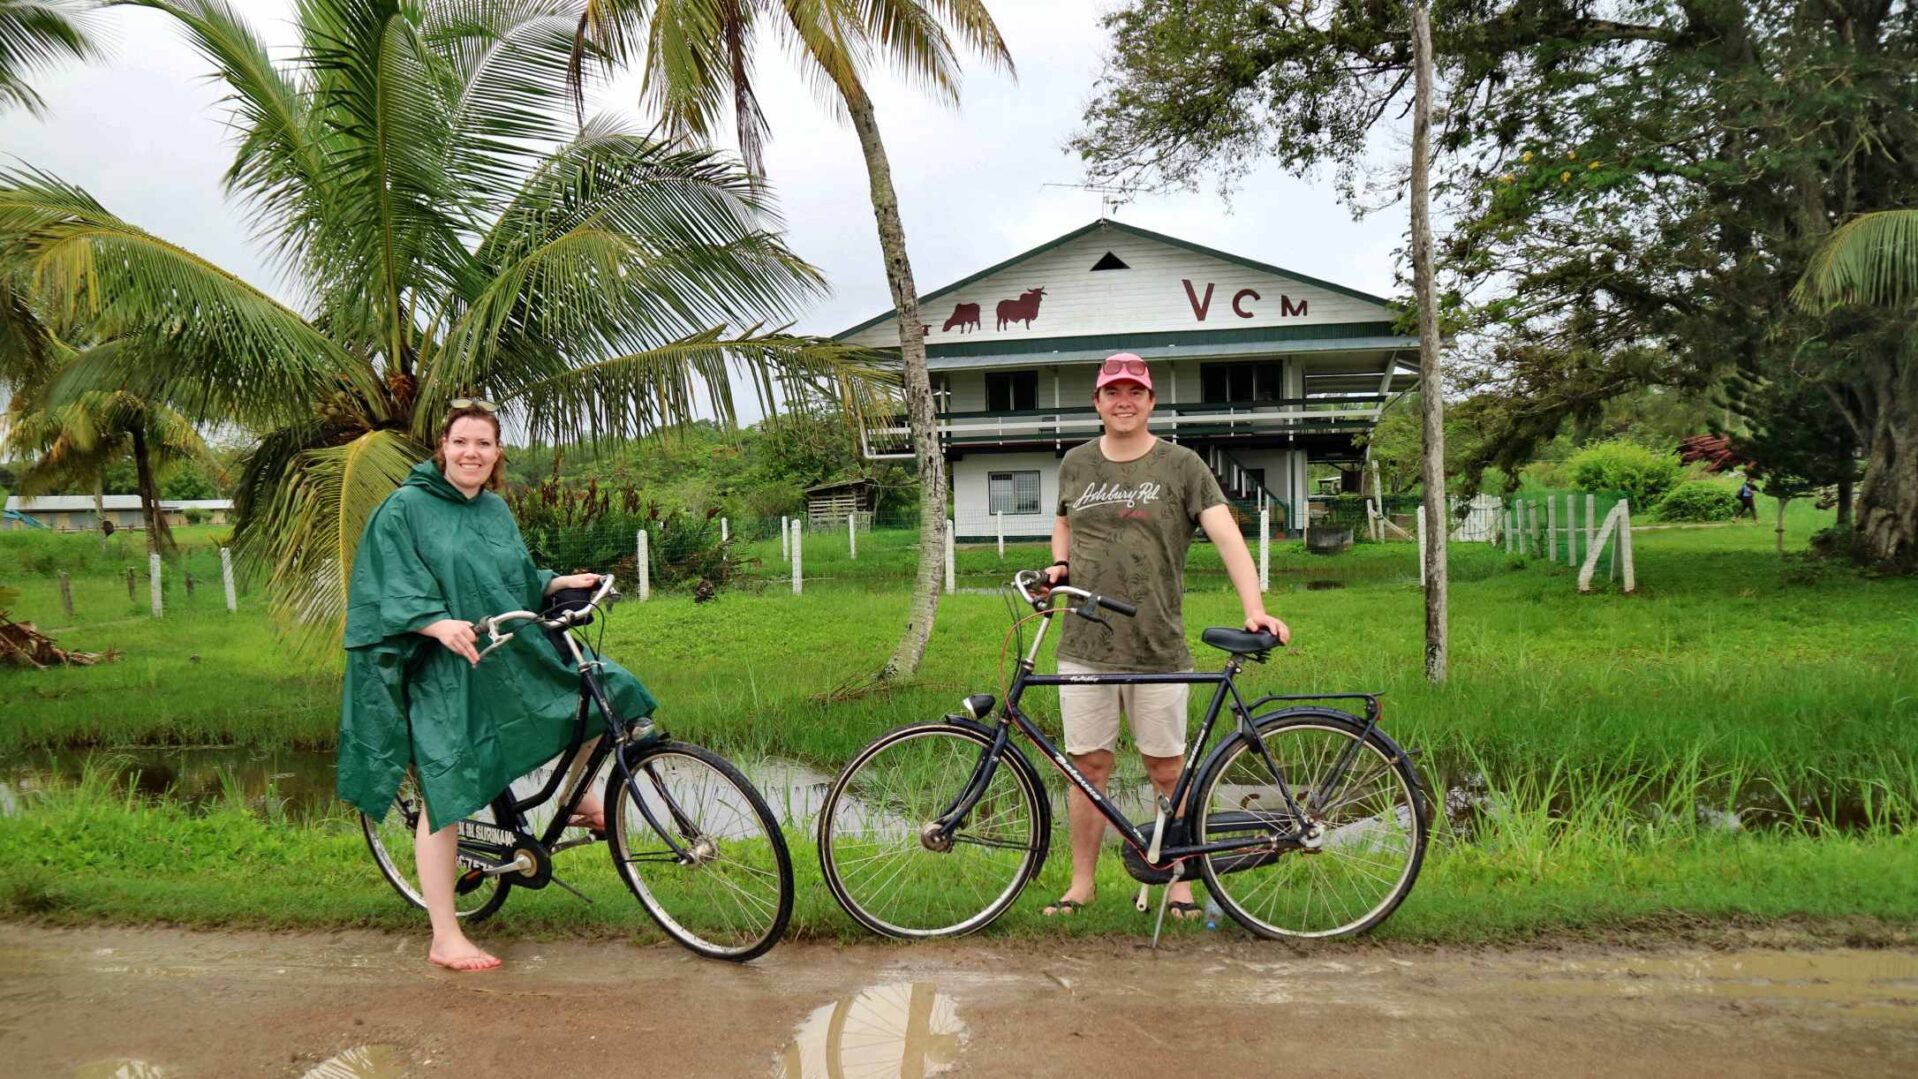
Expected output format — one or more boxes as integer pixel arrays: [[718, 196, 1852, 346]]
[[1197, 707, 1426, 807], [921, 716, 1054, 878]]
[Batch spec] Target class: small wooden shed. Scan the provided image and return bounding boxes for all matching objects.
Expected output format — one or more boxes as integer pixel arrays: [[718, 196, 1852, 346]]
[[805, 478, 877, 530]]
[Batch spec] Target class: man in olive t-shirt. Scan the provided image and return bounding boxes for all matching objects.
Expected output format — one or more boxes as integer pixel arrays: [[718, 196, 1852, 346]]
[[1040, 353, 1290, 920]]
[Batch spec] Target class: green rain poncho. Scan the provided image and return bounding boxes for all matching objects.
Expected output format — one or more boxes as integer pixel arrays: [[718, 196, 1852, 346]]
[[337, 460, 657, 831]]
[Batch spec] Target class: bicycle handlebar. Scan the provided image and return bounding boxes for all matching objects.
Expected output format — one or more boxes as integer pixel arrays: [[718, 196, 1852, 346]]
[[1012, 569, 1137, 621], [474, 573, 618, 660]]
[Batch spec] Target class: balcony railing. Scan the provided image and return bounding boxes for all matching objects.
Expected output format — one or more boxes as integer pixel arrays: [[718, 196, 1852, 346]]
[[862, 396, 1386, 456]]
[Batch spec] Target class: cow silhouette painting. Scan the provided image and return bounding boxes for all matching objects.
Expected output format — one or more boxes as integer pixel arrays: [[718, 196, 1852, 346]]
[[996, 287, 1047, 330], [942, 302, 981, 334]]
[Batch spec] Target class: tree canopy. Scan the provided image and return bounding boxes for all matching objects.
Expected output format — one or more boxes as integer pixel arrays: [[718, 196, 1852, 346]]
[[1074, 0, 1918, 568]]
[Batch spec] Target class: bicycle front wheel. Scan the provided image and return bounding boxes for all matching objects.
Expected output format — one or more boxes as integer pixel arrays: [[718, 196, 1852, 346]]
[[1195, 711, 1427, 939], [361, 772, 511, 922], [818, 721, 1046, 939], [606, 742, 793, 961]]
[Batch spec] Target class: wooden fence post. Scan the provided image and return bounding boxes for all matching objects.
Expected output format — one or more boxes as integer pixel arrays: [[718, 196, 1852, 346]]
[[221, 547, 237, 613], [1619, 500, 1636, 592], [1546, 497, 1558, 563], [636, 529, 651, 601], [1258, 507, 1270, 592], [1585, 493, 1597, 565], [59, 572, 73, 617], [126, 568, 135, 602], [149, 552, 163, 618], [994, 511, 1005, 560], [1416, 505, 1428, 587], [185, 571, 195, 598], [780, 516, 789, 561], [720, 517, 729, 544], [944, 519, 956, 594], [790, 518, 802, 596]]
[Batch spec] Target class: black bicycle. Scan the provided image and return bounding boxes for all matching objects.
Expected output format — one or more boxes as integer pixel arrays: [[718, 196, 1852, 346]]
[[816, 570, 1427, 941], [360, 575, 794, 961]]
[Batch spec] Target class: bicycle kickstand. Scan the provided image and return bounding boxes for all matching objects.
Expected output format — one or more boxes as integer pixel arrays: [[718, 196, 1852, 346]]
[[547, 875, 595, 905], [1149, 864, 1183, 950]]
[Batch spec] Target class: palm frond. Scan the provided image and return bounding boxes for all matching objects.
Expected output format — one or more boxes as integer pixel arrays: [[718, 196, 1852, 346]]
[[423, 0, 599, 210], [0, 0, 101, 116], [0, 166, 380, 427], [236, 424, 426, 653], [1793, 210, 1918, 310], [120, 1, 328, 271], [506, 326, 895, 443]]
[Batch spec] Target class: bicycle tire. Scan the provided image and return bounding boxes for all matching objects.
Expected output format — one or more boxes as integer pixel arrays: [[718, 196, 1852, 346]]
[[1194, 709, 1427, 939], [817, 720, 1048, 939], [606, 740, 794, 961], [361, 773, 511, 922]]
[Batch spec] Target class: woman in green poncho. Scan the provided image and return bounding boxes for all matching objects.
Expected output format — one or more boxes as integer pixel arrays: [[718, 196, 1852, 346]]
[[337, 403, 657, 971]]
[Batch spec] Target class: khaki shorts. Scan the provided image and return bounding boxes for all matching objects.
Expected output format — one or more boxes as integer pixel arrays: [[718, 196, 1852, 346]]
[[1056, 659, 1192, 759]]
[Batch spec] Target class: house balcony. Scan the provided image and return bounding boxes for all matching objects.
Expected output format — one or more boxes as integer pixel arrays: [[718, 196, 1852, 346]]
[[860, 396, 1388, 458]]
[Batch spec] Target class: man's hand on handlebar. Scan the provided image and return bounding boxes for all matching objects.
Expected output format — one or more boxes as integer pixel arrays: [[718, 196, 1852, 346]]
[[420, 618, 481, 666]]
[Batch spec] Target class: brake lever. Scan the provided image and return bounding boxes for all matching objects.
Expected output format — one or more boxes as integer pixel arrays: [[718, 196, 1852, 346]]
[[1074, 593, 1110, 628]]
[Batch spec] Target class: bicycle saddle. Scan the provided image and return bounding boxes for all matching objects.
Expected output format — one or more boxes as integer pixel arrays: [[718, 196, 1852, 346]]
[[1201, 627, 1280, 655]]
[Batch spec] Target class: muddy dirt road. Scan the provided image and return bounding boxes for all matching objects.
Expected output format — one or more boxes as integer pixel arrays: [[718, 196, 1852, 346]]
[[3, 924, 1913, 1077]]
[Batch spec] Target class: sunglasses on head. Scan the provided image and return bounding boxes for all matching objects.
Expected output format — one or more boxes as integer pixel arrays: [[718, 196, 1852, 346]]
[[449, 398, 498, 413], [1101, 358, 1148, 376]]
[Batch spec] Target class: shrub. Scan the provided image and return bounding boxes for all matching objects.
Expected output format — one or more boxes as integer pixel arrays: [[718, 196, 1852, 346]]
[[1567, 440, 1680, 508], [1655, 482, 1738, 522]]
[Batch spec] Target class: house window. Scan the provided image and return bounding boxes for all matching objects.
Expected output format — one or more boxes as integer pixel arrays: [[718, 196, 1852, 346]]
[[988, 470, 1041, 515], [985, 371, 1038, 412], [1199, 362, 1283, 404]]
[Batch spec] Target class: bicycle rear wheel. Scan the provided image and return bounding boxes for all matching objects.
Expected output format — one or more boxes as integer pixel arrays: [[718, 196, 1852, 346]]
[[606, 741, 793, 961], [1195, 711, 1427, 939], [361, 772, 511, 922], [817, 721, 1047, 939]]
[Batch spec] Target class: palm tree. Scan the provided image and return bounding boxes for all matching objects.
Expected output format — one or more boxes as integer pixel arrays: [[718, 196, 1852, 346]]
[[0, 0, 886, 643], [0, 0, 99, 115], [1793, 209, 1918, 569], [571, 0, 1013, 681]]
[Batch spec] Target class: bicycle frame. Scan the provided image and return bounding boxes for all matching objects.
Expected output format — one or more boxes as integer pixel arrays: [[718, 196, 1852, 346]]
[[461, 625, 698, 870], [932, 595, 1386, 872]]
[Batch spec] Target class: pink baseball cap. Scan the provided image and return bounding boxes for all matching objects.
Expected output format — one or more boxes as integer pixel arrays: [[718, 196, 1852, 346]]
[[1094, 352, 1153, 392]]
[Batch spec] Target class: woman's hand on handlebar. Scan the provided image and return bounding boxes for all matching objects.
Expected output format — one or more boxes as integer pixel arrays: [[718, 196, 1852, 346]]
[[420, 618, 481, 666], [546, 572, 601, 594]]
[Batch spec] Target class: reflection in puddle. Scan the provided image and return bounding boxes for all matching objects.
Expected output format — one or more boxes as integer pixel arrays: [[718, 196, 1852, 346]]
[[300, 1044, 406, 1078], [776, 982, 966, 1078], [73, 1062, 168, 1079]]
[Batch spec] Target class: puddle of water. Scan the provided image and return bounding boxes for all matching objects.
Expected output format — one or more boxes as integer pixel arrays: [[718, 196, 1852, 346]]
[[775, 982, 967, 1079], [3, 744, 1894, 838], [300, 1044, 407, 1079]]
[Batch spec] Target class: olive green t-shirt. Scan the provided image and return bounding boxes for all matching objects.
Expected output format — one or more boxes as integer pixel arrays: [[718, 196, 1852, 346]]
[[1055, 438, 1227, 672]]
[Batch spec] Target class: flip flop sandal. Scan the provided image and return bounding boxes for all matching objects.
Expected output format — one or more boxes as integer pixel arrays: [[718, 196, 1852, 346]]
[[1042, 898, 1088, 917], [1166, 900, 1204, 921]]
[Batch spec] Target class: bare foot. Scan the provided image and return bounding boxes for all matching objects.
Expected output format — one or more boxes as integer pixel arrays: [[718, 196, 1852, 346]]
[[568, 793, 607, 833], [428, 940, 500, 972]]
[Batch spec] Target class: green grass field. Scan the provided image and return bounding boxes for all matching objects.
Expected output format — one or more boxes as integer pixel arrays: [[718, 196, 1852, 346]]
[[2, 500, 1913, 943]]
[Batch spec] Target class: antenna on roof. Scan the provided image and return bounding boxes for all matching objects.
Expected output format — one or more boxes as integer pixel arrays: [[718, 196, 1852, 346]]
[[1042, 181, 1137, 220]]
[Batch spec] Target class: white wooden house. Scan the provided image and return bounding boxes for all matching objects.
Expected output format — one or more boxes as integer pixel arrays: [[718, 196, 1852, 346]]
[[835, 219, 1418, 538]]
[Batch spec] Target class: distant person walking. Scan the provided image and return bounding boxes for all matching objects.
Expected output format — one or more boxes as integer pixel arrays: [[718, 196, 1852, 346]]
[[1736, 474, 1759, 522]]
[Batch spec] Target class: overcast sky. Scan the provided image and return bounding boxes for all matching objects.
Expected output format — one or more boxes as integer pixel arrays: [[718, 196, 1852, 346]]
[[1, 1, 1411, 410]]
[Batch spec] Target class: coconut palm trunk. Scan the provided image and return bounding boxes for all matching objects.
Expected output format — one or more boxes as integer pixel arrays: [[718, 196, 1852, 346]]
[[1411, 4, 1446, 683], [838, 76, 946, 679], [127, 423, 174, 556]]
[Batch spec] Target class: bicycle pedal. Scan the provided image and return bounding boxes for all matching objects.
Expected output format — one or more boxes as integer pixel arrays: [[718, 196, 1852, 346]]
[[455, 868, 487, 895]]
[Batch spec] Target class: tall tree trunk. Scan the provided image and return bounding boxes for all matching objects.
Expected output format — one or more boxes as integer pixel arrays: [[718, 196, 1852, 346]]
[[1411, 4, 1447, 683], [1835, 475, 1852, 527], [129, 426, 175, 557], [93, 482, 107, 552], [1854, 374, 1915, 570], [1775, 496, 1789, 554], [839, 74, 947, 680]]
